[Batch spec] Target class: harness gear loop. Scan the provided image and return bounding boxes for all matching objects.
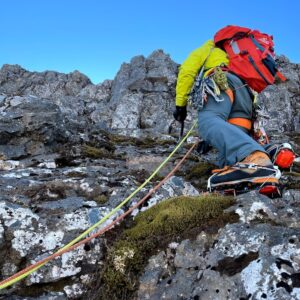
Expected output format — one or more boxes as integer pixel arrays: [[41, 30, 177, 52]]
[[188, 46, 215, 110]]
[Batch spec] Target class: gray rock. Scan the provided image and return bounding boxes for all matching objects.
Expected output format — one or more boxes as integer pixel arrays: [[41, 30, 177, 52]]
[[257, 58, 300, 133], [0, 145, 26, 159], [0, 64, 91, 98], [174, 238, 206, 269], [107, 50, 177, 132], [138, 192, 300, 300], [0, 94, 6, 104], [111, 92, 143, 129]]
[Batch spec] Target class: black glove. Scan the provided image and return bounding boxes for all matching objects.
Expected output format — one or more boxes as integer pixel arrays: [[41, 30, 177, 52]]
[[173, 106, 187, 122], [196, 140, 212, 154]]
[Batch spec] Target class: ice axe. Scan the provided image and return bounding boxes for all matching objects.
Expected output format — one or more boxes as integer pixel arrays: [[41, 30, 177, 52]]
[[179, 120, 184, 139], [168, 120, 185, 142]]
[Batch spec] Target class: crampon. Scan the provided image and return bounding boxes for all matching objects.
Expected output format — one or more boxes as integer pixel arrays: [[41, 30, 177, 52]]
[[207, 163, 282, 198], [209, 181, 282, 198]]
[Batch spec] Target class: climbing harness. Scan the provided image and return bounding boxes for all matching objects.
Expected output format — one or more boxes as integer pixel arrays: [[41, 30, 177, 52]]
[[188, 63, 206, 110], [0, 123, 198, 290], [204, 77, 224, 103], [189, 72, 225, 110]]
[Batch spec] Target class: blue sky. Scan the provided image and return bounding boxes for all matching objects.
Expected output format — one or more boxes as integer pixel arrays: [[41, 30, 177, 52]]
[[1, 0, 299, 84]]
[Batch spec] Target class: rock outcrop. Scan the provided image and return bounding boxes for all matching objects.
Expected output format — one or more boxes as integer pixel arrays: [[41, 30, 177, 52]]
[[0, 51, 299, 299], [138, 190, 300, 300]]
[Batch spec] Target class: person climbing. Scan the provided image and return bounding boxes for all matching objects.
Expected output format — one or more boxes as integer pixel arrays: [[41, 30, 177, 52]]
[[173, 25, 291, 192]]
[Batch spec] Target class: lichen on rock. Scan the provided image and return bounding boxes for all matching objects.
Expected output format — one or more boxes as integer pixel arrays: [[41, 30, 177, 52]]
[[95, 194, 236, 299]]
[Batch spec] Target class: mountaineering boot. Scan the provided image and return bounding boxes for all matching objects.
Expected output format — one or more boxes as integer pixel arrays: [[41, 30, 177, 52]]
[[242, 151, 272, 165], [265, 143, 296, 169], [208, 151, 281, 189]]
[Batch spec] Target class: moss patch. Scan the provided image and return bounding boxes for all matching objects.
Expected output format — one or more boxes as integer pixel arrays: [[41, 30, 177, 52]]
[[109, 134, 174, 148], [281, 172, 300, 190], [65, 171, 87, 178], [185, 162, 215, 180], [175, 162, 215, 190], [81, 144, 114, 159], [135, 137, 174, 148], [287, 132, 300, 148], [96, 194, 237, 299], [24, 182, 71, 202], [81, 143, 127, 160], [95, 195, 109, 205], [283, 171, 300, 177], [124, 169, 164, 185]]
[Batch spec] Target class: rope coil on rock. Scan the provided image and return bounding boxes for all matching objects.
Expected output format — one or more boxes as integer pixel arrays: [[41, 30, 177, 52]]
[[0, 121, 197, 290]]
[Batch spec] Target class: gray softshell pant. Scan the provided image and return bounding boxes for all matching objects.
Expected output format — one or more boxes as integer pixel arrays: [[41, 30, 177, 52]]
[[198, 73, 265, 167]]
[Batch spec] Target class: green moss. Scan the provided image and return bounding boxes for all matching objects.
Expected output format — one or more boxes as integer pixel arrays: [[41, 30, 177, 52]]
[[285, 181, 300, 190], [82, 144, 113, 159], [185, 162, 215, 180], [109, 134, 136, 144], [178, 162, 215, 190], [281, 172, 300, 190], [283, 171, 300, 177], [125, 169, 164, 184], [65, 171, 87, 178], [102, 242, 143, 296], [287, 133, 300, 144], [109, 134, 174, 148], [150, 173, 165, 183], [135, 137, 174, 148], [95, 195, 108, 205], [289, 183, 300, 189], [98, 194, 237, 299], [187, 154, 203, 162], [126, 195, 234, 239]]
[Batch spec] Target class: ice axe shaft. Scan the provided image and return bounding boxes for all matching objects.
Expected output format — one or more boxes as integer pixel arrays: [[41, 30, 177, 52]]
[[168, 120, 185, 142], [180, 121, 184, 139]]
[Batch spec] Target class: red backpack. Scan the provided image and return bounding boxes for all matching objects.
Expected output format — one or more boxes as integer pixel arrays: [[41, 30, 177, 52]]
[[214, 25, 286, 92]]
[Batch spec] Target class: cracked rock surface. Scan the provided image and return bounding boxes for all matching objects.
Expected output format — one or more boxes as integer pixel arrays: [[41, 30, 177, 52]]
[[138, 191, 300, 300]]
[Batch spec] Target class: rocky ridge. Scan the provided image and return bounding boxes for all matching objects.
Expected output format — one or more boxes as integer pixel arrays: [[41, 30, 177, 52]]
[[0, 51, 298, 299]]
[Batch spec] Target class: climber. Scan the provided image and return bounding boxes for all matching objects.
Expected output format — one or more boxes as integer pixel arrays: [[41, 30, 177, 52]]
[[173, 25, 291, 192]]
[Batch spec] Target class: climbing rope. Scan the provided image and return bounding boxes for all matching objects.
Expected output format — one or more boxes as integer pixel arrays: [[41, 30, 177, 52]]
[[0, 121, 198, 289]]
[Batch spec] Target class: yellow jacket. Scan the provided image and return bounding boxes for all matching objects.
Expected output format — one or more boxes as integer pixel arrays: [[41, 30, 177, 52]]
[[176, 40, 229, 107]]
